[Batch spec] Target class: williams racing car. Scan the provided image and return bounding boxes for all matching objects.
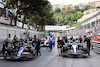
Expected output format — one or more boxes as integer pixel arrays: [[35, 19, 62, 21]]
[[61, 40, 90, 56]]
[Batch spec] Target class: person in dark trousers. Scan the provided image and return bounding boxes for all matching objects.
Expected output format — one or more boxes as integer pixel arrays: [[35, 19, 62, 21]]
[[36, 37, 41, 56], [57, 37, 61, 56], [60, 39, 65, 56], [78, 36, 83, 50], [2, 38, 9, 56], [83, 35, 91, 56], [33, 35, 41, 56]]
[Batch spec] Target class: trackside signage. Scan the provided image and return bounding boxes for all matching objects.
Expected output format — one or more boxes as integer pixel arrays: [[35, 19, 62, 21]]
[[45, 26, 67, 31]]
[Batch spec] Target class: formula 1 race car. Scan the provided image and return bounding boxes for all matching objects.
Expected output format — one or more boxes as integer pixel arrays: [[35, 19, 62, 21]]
[[3, 43, 35, 60], [41, 40, 49, 47], [61, 41, 90, 56]]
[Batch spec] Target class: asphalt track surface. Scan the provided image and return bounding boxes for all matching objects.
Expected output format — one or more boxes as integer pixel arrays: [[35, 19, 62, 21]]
[[0, 46, 100, 67]]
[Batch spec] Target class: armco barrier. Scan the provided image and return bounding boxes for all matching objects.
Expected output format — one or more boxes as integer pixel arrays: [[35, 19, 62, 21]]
[[93, 41, 100, 54]]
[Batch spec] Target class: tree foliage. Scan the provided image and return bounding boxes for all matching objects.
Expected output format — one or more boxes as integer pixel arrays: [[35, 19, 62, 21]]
[[1, 0, 56, 31], [84, 5, 91, 10], [54, 7, 84, 26], [53, 4, 93, 26], [55, 8, 61, 13]]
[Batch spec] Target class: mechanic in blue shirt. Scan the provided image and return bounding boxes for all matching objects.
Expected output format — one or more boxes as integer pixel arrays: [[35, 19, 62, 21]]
[[52, 36, 55, 46], [49, 35, 54, 50]]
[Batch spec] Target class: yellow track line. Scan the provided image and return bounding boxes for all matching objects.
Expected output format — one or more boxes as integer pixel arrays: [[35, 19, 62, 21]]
[[37, 56, 63, 58]]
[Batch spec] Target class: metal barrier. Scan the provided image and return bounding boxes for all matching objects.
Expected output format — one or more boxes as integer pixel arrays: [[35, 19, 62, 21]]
[[92, 41, 100, 54]]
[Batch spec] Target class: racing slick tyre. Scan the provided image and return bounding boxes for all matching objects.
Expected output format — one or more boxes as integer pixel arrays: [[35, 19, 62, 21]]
[[61, 47, 68, 56], [88, 53, 90, 56], [63, 47, 69, 52]]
